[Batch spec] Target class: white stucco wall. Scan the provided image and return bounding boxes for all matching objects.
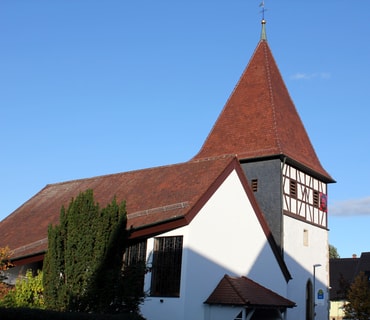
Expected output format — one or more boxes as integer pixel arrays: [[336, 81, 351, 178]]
[[284, 215, 329, 320], [140, 169, 289, 320]]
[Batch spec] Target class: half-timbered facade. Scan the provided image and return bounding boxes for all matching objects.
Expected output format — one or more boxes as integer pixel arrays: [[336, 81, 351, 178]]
[[283, 163, 328, 228]]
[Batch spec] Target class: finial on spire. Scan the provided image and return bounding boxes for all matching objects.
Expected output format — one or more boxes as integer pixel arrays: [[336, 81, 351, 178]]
[[259, 1, 267, 40]]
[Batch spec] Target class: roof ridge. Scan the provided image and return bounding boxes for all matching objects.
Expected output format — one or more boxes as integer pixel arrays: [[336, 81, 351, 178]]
[[225, 275, 248, 304], [262, 41, 282, 153], [191, 41, 265, 161]]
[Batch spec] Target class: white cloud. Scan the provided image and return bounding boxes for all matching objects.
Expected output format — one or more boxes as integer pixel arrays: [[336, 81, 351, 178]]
[[319, 72, 331, 79], [290, 73, 311, 80], [330, 196, 370, 216], [290, 72, 331, 80]]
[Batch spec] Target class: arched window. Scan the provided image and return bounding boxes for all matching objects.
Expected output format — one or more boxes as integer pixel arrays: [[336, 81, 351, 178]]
[[306, 279, 313, 320]]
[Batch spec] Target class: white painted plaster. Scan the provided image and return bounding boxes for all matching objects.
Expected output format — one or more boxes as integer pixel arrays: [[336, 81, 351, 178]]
[[284, 215, 329, 320], [140, 169, 288, 320]]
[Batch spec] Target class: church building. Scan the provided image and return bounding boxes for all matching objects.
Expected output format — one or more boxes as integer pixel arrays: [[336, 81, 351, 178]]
[[0, 16, 334, 320]]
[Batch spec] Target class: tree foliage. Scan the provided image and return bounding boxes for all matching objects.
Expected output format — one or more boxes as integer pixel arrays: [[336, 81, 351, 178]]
[[336, 272, 351, 300], [0, 246, 14, 300], [329, 244, 340, 259], [0, 246, 13, 272], [43, 189, 136, 313], [343, 271, 370, 320], [0, 270, 45, 309]]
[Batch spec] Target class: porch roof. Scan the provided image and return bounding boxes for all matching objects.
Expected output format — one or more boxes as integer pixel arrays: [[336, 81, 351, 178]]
[[205, 275, 295, 308]]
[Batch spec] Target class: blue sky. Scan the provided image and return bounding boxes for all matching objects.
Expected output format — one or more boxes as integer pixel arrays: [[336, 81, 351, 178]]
[[1, 1, 369, 259]]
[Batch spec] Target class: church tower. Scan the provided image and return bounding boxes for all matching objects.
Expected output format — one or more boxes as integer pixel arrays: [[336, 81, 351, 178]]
[[193, 18, 334, 250], [193, 15, 335, 320]]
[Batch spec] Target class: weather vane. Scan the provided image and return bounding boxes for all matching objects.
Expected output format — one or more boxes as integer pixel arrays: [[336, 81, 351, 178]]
[[259, 1, 267, 21], [259, 1, 267, 40]]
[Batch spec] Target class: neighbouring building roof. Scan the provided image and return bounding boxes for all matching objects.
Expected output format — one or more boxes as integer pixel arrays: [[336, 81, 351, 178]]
[[205, 274, 295, 308], [193, 38, 334, 183], [330, 252, 370, 300]]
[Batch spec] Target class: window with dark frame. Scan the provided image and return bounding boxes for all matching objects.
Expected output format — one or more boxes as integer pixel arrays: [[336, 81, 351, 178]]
[[123, 240, 147, 294], [290, 179, 297, 198], [150, 236, 183, 297], [124, 240, 147, 267], [313, 190, 319, 208]]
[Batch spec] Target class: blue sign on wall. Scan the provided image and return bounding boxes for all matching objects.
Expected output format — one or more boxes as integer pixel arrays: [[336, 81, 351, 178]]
[[317, 289, 324, 300]]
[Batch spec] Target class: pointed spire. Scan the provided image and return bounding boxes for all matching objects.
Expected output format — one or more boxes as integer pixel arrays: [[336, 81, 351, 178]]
[[193, 39, 334, 182], [260, 18, 267, 41]]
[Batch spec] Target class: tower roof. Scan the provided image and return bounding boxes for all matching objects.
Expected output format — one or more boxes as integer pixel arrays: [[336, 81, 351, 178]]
[[193, 35, 334, 183]]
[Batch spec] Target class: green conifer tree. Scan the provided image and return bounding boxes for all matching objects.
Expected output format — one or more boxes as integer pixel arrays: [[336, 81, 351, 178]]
[[43, 189, 129, 313]]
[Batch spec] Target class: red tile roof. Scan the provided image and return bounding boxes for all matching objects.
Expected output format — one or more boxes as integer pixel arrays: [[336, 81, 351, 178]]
[[0, 155, 291, 282], [194, 40, 334, 183], [0, 156, 238, 260], [205, 274, 295, 308]]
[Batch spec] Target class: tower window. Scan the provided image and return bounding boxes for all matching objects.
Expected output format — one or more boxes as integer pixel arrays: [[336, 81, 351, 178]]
[[313, 191, 319, 208], [251, 179, 258, 192], [303, 229, 309, 246], [290, 180, 297, 198]]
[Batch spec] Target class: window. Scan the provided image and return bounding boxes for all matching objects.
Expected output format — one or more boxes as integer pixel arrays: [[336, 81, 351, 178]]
[[124, 240, 147, 267], [303, 229, 309, 246], [251, 179, 258, 192], [313, 190, 319, 208], [290, 180, 297, 198], [123, 240, 147, 294], [151, 236, 183, 297]]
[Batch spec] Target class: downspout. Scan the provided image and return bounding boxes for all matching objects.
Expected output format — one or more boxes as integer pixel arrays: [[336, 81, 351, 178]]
[[281, 156, 287, 256]]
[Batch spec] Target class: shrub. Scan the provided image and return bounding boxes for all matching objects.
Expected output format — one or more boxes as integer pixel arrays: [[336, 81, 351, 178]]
[[0, 270, 44, 309], [0, 307, 145, 320]]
